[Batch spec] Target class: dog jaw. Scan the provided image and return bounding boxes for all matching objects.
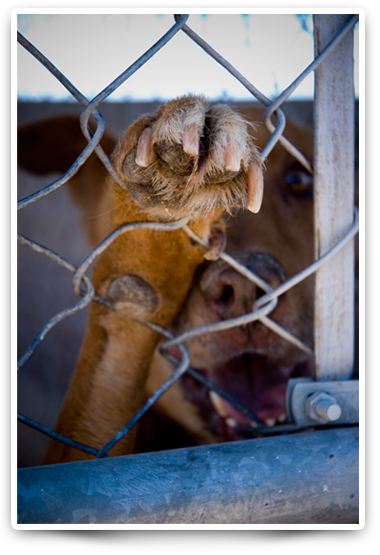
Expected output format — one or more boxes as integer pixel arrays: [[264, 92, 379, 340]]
[[177, 350, 311, 441]]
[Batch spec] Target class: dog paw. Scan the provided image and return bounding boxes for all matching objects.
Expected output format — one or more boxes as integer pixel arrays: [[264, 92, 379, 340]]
[[115, 95, 263, 216]]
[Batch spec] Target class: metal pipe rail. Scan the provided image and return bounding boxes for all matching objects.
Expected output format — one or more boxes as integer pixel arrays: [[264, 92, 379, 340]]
[[17, 427, 359, 526], [15, 13, 360, 527]]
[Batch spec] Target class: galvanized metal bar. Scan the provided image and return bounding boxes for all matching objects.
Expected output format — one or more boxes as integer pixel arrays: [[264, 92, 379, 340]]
[[313, 15, 356, 380], [17, 427, 359, 525]]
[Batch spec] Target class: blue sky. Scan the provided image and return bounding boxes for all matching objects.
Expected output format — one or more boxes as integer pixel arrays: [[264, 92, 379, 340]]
[[17, 13, 358, 102]]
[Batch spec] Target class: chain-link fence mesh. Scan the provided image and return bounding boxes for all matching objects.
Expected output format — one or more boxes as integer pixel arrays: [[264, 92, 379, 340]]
[[17, 13, 359, 461]]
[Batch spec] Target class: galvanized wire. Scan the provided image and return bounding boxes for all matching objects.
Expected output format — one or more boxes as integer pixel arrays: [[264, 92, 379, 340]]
[[262, 14, 359, 173], [17, 14, 359, 457], [17, 413, 100, 457], [173, 16, 287, 162], [72, 217, 189, 296], [79, 15, 190, 145], [16, 33, 121, 204], [181, 207, 359, 356], [17, 234, 94, 370]]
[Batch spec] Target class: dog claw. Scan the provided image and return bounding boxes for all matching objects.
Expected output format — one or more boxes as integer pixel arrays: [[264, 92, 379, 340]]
[[224, 143, 242, 172], [226, 417, 238, 428], [135, 127, 154, 167], [182, 126, 199, 156], [264, 417, 276, 427], [247, 163, 264, 213]]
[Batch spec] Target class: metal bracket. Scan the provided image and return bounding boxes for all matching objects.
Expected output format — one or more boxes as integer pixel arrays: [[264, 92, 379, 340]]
[[286, 378, 359, 427]]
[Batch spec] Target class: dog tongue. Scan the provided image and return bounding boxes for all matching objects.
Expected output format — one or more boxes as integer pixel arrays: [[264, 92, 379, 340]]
[[207, 354, 296, 426], [166, 346, 295, 428]]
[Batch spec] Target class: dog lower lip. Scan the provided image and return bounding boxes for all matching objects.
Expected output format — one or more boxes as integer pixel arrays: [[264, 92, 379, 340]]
[[208, 389, 260, 426], [179, 352, 312, 440], [208, 389, 284, 429], [164, 346, 311, 437]]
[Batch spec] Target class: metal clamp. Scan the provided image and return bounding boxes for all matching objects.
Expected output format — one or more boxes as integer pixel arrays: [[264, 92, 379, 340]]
[[287, 378, 359, 427]]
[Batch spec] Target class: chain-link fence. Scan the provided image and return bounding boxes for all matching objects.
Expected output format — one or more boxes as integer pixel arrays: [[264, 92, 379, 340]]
[[16, 13, 360, 524]]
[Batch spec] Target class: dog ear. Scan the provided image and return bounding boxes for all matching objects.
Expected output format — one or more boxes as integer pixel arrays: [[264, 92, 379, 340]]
[[18, 115, 116, 174], [18, 115, 117, 246]]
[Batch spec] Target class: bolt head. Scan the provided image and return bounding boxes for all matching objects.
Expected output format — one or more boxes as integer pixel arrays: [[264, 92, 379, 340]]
[[305, 391, 342, 423]]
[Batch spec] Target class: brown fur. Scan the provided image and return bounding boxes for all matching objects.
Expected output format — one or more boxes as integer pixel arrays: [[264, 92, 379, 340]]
[[18, 98, 358, 461], [19, 96, 263, 462], [140, 110, 317, 447]]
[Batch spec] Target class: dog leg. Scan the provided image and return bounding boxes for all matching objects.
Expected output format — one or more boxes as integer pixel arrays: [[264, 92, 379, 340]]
[[43, 96, 263, 463]]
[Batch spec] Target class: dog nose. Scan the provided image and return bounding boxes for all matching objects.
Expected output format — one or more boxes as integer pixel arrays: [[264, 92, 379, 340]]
[[199, 253, 285, 320]]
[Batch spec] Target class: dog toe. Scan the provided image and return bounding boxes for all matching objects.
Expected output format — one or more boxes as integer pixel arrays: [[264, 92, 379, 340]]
[[153, 141, 195, 176], [116, 96, 264, 216], [150, 95, 206, 174]]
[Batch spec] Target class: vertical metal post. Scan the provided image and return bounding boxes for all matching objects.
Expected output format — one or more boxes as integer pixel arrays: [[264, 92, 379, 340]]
[[313, 15, 356, 381]]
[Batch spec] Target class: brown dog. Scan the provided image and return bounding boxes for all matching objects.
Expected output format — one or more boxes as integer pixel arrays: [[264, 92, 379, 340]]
[[19, 98, 356, 462], [138, 108, 316, 449], [19, 96, 264, 462]]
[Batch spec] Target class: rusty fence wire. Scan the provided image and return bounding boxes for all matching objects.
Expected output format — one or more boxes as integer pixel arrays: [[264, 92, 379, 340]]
[[17, 14, 359, 459]]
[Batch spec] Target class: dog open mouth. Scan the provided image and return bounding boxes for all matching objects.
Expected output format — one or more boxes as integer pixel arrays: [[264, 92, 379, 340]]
[[178, 351, 312, 442]]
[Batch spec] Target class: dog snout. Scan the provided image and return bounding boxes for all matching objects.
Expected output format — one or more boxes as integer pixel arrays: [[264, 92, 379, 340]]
[[199, 253, 286, 320]]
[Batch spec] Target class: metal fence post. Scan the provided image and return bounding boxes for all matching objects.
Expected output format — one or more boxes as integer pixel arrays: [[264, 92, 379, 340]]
[[313, 14, 356, 381]]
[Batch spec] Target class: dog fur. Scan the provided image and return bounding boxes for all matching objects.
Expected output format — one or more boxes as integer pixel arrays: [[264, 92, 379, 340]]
[[19, 96, 265, 462], [18, 98, 358, 462], [138, 107, 317, 449]]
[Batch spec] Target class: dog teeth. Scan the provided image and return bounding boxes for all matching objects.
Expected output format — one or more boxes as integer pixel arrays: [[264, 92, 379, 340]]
[[209, 391, 287, 430], [226, 417, 238, 428], [209, 391, 229, 418]]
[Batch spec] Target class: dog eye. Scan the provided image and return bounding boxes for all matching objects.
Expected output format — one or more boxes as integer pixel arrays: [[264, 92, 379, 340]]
[[283, 169, 313, 197]]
